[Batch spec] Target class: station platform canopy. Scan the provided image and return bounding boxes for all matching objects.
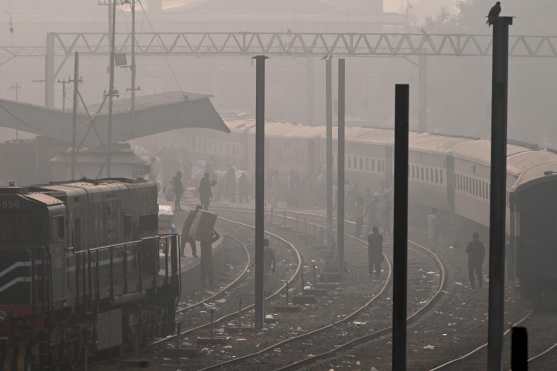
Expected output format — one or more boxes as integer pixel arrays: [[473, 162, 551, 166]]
[[0, 91, 229, 147]]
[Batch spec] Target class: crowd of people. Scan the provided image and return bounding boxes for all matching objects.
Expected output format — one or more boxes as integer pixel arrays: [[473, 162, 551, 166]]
[[152, 150, 496, 292]]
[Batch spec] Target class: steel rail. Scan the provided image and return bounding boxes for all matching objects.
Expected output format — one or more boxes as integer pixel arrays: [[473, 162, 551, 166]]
[[198, 211, 393, 371], [175, 234, 251, 315], [428, 312, 532, 370], [151, 215, 302, 346], [271, 210, 447, 371], [207, 206, 445, 371]]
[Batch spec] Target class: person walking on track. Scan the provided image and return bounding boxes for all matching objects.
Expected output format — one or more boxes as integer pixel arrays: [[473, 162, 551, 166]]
[[466, 232, 486, 289], [199, 172, 214, 210], [367, 226, 383, 278]]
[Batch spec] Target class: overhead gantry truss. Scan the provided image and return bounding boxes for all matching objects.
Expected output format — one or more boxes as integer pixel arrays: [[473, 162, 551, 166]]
[[16, 31, 554, 107], [45, 31, 557, 58], [0, 46, 45, 66]]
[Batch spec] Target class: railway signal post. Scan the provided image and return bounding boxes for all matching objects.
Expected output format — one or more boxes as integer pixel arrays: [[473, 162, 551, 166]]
[[487, 16, 513, 371], [254, 55, 268, 330], [337, 58, 346, 278], [392, 84, 409, 371]]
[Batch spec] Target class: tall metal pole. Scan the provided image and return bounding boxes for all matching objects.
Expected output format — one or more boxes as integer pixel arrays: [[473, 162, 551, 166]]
[[130, 0, 137, 114], [71, 52, 80, 181], [337, 58, 345, 277], [392, 84, 409, 371], [45, 33, 55, 108], [418, 54, 428, 133], [106, 0, 117, 178], [306, 58, 315, 126], [9, 83, 20, 140], [325, 56, 333, 247], [487, 16, 513, 371], [254, 55, 268, 330]]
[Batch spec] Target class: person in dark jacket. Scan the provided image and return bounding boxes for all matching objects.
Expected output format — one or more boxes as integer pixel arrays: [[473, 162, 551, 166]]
[[199, 172, 214, 210], [466, 232, 486, 289], [173, 171, 184, 211], [367, 226, 383, 278]]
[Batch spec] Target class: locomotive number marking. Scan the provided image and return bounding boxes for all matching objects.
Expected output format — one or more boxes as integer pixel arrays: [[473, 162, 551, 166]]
[[0, 200, 20, 209]]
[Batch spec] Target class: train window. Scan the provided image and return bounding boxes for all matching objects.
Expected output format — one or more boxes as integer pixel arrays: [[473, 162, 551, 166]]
[[420, 167, 424, 181], [371, 160, 376, 172], [434, 169, 439, 184], [440, 170, 444, 185], [56, 216, 65, 240], [468, 177, 472, 194], [359, 158, 363, 170], [365, 158, 370, 171]]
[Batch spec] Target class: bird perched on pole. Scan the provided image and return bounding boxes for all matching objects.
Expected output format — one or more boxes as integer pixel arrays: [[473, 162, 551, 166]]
[[487, 2, 502, 26]]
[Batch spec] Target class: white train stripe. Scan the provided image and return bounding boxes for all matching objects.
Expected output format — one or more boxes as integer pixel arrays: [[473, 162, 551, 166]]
[[0, 277, 31, 293], [0, 262, 31, 279]]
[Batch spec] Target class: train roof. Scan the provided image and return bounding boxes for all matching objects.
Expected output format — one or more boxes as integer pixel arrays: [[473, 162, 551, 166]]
[[36, 178, 155, 196], [227, 119, 557, 188], [24, 192, 64, 206]]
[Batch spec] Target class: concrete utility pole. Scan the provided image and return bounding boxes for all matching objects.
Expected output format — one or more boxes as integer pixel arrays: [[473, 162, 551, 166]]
[[8, 82, 21, 140], [106, 0, 118, 177], [392, 83, 409, 371], [130, 0, 138, 114], [487, 16, 513, 371], [9, 82, 20, 102], [254, 55, 268, 330], [57, 77, 71, 112], [325, 56, 333, 248], [71, 52, 80, 180], [337, 58, 346, 277]]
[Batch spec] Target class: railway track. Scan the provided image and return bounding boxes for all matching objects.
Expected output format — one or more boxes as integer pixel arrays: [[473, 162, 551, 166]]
[[175, 234, 251, 316], [152, 215, 302, 347], [428, 311, 557, 371], [207, 206, 446, 371]]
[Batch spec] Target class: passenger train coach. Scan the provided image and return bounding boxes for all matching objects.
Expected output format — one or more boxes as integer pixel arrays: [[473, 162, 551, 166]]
[[186, 119, 557, 302]]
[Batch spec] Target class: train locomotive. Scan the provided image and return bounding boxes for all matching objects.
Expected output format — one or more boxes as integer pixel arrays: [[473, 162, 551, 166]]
[[0, 178, 180, 370], [184, 119, 557, 303]]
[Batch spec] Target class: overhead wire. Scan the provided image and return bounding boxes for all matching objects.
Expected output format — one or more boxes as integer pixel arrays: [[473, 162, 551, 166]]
[[136, 0, 185, 93]]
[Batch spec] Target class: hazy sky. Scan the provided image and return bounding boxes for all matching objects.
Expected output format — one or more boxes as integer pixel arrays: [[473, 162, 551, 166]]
[[162, 0, 458, 19]]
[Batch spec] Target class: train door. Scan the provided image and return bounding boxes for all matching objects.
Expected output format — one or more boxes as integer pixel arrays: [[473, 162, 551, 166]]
[[49, 207, 67, 305]]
